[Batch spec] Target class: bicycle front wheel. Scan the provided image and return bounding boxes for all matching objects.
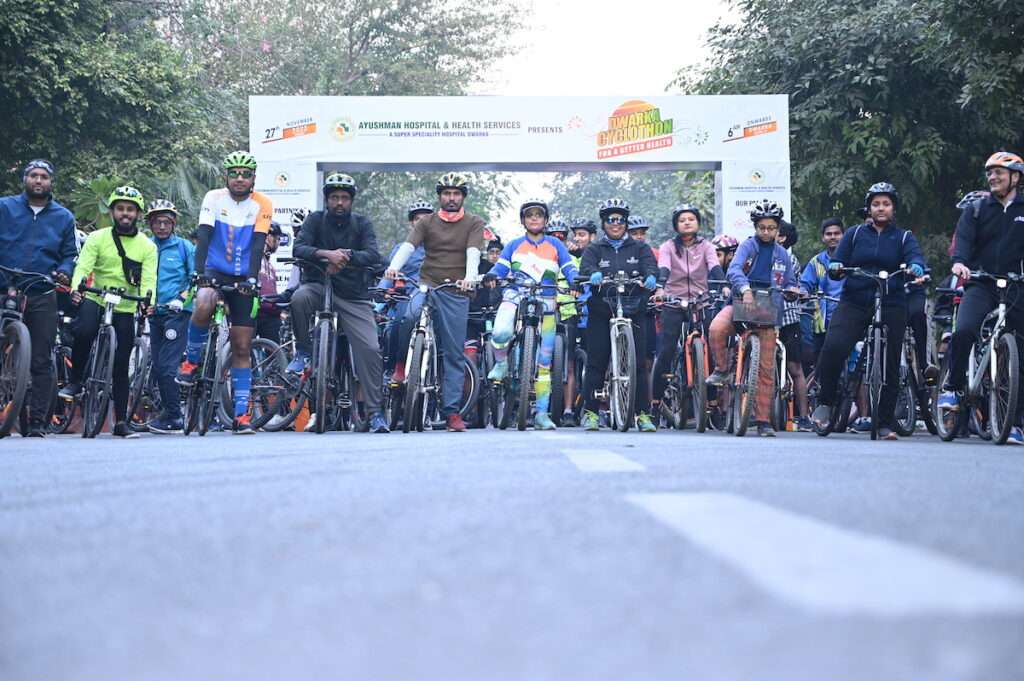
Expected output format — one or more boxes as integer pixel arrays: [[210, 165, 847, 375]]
[[893, 365, 918, 437], [403, 332, 425, 433], [868, 332, 883, 441], [610, 322, 636, 432], [82, 326, 116, 438], [126, 338, 153, 432], [733, 334, 759, 437], [313, 321, 335, 434], [517, 325, 536, 431], [0, 321, 31, 437], [989, 332, 1019, 444], [549, 332, 566, 424], [690, 337, 709, 433]]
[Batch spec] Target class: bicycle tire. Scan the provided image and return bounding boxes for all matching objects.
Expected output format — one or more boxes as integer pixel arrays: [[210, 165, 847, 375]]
[[48, 347, 76, 434], [868, 329, 883, 441], [403, 332, 425, 433], [82, 326, 115, 438], [893, 365, 917, 437], [126, 338, 152, 432], [770, 346, 787, 432], [662, 353, 685, 430], [517, 325, 536, 431], [458, 356, 479, 421], [733, 334, 759, 437], [338, 350, 365, 432], [691, 337, 709, 433], [989, 332, 1019, 444], [549, 332, 565, 425], [572, 347, 587, 422], [0, 321, 31, 437], [610, 322, 636, 432], [314, 321, 333, 434], [196, 329, 220, 436]]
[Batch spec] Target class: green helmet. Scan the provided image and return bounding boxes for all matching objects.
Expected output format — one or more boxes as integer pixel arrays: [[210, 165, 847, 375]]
[[223, 151, 258, 171], [107, 185, 145, 212], [436, 172, 469, 196]]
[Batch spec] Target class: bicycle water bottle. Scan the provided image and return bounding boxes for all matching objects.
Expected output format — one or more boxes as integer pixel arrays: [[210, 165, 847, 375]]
[[847, 341, 863, 373]]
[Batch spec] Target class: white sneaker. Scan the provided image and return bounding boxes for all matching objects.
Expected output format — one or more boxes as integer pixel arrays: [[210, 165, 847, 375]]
[[303, 414, 317, 432], [266, 414, 288, 429]]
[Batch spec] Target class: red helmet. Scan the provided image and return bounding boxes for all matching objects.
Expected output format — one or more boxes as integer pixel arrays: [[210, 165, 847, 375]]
[[712, 234, 739, 252]]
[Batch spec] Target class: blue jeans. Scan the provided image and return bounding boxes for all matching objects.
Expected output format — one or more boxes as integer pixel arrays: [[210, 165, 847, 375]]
[[150, 312, 189, 419], [403, 288, 469, 416]]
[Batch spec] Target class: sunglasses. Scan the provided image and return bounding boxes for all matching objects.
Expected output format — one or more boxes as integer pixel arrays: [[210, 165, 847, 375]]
[[227, 169, 254, 179], [605, 216, 627, 225]]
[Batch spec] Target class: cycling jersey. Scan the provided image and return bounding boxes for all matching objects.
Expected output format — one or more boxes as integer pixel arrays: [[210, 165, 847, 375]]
[[198, 188, 273, 278], [71, 228, 157, 313], [489, 235, 578, 293]]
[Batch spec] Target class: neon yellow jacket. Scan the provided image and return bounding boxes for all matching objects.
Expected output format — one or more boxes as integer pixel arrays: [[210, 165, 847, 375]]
[[72, 228, 158, 313]]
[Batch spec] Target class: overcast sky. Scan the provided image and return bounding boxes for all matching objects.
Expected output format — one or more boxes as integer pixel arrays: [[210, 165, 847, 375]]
[[469, 0, 733, 233]]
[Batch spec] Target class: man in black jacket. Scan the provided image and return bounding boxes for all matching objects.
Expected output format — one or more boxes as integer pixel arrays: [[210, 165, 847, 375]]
[[578, 198, 659, 432], [289, 173, 388, 433]]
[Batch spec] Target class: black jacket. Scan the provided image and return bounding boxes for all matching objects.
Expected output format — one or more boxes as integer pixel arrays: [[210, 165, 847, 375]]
[[293, 211, 382, 300], [952, 193, 1024, 276], [832, 222, 926, 307], [579, 236, 658, 315]]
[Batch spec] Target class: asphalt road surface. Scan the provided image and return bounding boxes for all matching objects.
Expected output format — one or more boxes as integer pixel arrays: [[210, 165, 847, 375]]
[[2, 428, 1023, 681]]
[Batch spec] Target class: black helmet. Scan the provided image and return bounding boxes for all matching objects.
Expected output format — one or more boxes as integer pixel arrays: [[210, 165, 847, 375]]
[[598, 198, 630, 222], [407, 199, 433, 220], [486, 239, 503, 252], [671, 203, 702, 229], [749, 200, 784, 224], [864, 182, 899, 210], [519, 197, 549, 221], [546, 217, 569, 235], [572, 217, 597, 234]]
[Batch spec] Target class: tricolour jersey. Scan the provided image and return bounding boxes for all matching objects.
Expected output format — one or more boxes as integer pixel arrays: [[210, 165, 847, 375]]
[[489, 235, 578, 291], [198, 188, 273, 277]]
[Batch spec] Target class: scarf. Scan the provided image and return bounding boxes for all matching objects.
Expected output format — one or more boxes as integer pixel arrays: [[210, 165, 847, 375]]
[[438, 208, 465, 223]]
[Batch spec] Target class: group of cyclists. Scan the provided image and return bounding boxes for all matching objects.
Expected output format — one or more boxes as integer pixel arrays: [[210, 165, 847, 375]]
[[2, 149, 1023, 443]]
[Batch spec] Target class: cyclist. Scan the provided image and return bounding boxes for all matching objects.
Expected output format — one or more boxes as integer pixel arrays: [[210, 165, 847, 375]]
[[651, 203, 725, 416], [145, 199, 196, 435], [486, 199, 578, 430], [284, 208, 311, 294], [809, 182, 926, 440], [799, 217, 845, 373], [627, 215, 658, 407], [777, 221, 812, 431], [578, 199, 659, 432], [384, 172, 486, 432], [290, 172, 388, 434], [939, 152, 1024, 442], [571, 218, 597, 258], [711, 234, 739, 271], [382, 201, 431, 383], [0, 159, 78, 437], [256, 221, 285, 343], [486, 240, 503, 265], [64, 186, 157, 438], [177, 151, 273, 435], [706, 201, 799, 437], [545, 217, 581, 425]]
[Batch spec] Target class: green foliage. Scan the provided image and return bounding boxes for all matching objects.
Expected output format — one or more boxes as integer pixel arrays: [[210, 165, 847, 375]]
[[676, 0, 1024, 272]]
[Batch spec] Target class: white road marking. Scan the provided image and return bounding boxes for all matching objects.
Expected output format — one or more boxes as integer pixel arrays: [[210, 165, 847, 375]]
[[562, 449, 645, 473], [627, 492, 1024, 616]]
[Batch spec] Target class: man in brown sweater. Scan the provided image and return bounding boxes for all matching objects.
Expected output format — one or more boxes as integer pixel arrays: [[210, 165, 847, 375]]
[[384, 172, 486, 431]]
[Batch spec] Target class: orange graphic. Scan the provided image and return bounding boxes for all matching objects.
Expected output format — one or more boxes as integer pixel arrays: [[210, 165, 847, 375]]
[[597, 100, 674, 159]]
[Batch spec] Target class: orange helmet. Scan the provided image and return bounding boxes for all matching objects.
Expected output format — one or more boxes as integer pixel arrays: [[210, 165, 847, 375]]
[[984, 151, 1024, 171]]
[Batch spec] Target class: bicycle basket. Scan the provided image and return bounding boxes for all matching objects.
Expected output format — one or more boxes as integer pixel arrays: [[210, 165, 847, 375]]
[[732, 290, 779, 326]]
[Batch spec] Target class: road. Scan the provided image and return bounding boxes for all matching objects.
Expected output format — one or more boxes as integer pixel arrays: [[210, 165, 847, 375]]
[[2, 428, 1023, 681]]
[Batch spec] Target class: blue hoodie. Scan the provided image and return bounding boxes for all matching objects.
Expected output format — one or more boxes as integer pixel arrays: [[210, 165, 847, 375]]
[[151, 234, 196, 310], [0, 193, 77, 287]]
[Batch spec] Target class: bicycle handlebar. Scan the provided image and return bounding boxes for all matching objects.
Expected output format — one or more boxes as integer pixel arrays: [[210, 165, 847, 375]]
[[78, 284, 151, 304]]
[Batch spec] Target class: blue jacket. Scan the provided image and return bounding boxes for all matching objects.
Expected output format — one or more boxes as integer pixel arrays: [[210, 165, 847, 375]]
[[800, 250, 845, 331], [152, 234, 196, 310], [832, 222, 926, 307], [0, 193, 77, 287], [727, 237, 797, 326]]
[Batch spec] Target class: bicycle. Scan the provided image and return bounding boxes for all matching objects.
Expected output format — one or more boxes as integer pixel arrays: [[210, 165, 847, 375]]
[[589, 271, 648, 432], [47, 311, 77, 434], [932, 271, 1023, 444], [653, 291, 714, 431], [76, 283, 151, 438], [0, 265, 53, 437], [814, 266, 913, 441], [126, 304, 161, 432]]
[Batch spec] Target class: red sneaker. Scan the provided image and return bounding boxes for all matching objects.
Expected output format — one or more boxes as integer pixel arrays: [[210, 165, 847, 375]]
[[175, 360, 198, 386], [445, 414, 467, 432]]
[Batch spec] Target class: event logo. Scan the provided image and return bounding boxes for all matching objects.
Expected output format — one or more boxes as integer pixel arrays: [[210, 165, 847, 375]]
[[332, 117, 356, 143], [750, 169, 764, 185], [596, 100, 674, 159], [275, 172, 290, 187], [261, 117, 317, 144]]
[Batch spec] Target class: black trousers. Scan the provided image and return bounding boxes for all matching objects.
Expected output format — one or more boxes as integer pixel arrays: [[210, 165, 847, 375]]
[[906, 289, 929, 373], [816, 299, 906, 428], [256, 311, 283, 345], [23, 291, 58, 424], [71, 300, 135, 422], [583, 301, 649, 414]]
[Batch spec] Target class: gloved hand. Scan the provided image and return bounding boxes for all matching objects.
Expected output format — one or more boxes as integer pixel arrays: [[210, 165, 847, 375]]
[[589, 272, 603, 286], [909, 263, 925, 278], [167, 298, 184, 313], [237, 277, 258, 296], [827, 261, 844, 281], [643, 274, 657, 291], [277, 288, 293, 304]]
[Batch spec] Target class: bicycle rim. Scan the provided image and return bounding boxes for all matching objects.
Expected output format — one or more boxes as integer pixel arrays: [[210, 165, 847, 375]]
[[517, 326, 536, 431], [83, 327, 115, 438], [989, 333, 1018, 444], [0, 322, 31, 437], [691, 338, 708, 433], [549, 333, 565, 424], [611, 323, 636, 432], [734, 335, 758, 437], [314, 322, 333, 434], [403, 333, 424, 433], [893, 367, 917, 437]]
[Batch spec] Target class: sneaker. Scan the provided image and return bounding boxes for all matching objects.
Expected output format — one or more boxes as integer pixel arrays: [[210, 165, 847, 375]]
[[581, 410, 600, 431], [265, 413, 289, 430], [148, 416, 184, 434], [637, 412, 657, 432], [25, 422, 47, 438], [756, 421, 776, 437], [112, 421, 139, 439], [923, 364, 940, 386], [810, 404, 832, 430], [878, 427, 899, 441], [1007, 427, 1024, 445], [534, 413, 556, 430], [175, 360, 198, 386], [58, 382, 82, 401], [796, 416, 814, 432], [487, 361, 508, 382], [561, 411, 576, 427], [851, 417, 872, 433], [937, 390, 960, 412], [233, 414, 255, 434], [445, 414, 467, 432], [705, 369, 730, 387], [287, 351, 310, 374], [369, 412, 390, 433], [303, 413, 318, 432]]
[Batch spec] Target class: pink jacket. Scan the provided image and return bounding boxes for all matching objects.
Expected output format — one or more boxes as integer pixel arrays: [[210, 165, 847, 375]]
[[657, 236, 720, 299]]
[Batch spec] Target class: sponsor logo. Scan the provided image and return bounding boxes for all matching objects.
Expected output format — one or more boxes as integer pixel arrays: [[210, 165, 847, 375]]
[[724, 115, 778, 143], [750, 169, 765, 185], [599, 259, 611, 268], [596, 100, 674, 159], [332, 117, 356, 143], [275, 172, 290, 187]]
